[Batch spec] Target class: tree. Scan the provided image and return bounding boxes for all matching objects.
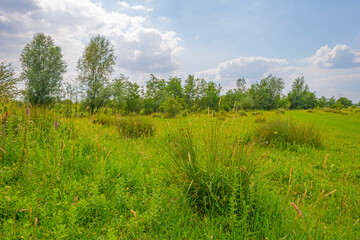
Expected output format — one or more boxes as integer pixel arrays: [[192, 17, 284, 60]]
[[288, 77, 317, 109], [249, 75, 284, 110], [166, 77, 183, 99], [20, 33, 66, 104], [0, 61, 19, 101], [144, 74, 167, 113], [124, 81, 141, 114], [183, 75, 197, 108], [111, 74, 128, 112], [77, 34, 116, 113], [199, 81, 222, 111], [336, 97, 352, 108], [236, 77, 246, 93]]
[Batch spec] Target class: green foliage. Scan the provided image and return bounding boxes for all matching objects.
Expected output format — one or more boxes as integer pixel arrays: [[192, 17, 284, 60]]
[[255, 117, 323, 148], [124, 81, 142, 114], [198, 80, 222, 111], [160, 97, 183, 118], [183, 75, 197, 108], [166, 77, 183, 99], [144, 74, 167, 114], [240, 95, 255, 110], [249, 75, 284, 110], [77, 34, 115, 113], [20, 33, 66, 104], [336, 97, 352, 108], [288, 77, 317, 109], [0, 62, 19, 101]]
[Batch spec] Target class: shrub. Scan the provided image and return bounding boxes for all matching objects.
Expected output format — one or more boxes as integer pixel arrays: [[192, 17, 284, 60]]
[[159, 122, 260, 216], [181, 109, 189, 117], [255, 117, 323, 148], [160, 98, 182, 118], [115, 117, 155, 138]]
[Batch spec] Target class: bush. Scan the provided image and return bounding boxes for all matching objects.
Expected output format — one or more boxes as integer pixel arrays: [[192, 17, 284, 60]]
[[255, 117, 323, 148], [160, 98, 183, 118]]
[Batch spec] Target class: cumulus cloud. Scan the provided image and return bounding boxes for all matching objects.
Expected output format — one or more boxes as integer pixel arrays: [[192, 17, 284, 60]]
[[196, 52, 360, 102], [310, 44, 360, 68], [195, 56, 288, 89], [0, 0, 183, 84], [116, 1, 153, 12]]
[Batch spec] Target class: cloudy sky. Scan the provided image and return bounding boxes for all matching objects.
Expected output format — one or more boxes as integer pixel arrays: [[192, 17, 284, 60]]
[[1, 0, 360, 102]]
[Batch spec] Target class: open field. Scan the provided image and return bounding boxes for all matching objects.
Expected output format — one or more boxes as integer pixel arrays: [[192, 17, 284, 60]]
[[1, 105, 359, 239]]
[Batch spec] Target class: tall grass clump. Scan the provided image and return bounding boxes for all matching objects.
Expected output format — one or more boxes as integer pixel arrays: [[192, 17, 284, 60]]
[[116, 117, 155, 138], [255, 117, 323, 148], [160, 121, 261, 216]]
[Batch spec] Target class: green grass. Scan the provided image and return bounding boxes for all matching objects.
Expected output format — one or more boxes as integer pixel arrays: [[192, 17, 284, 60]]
[[0, 104, 359, 239]]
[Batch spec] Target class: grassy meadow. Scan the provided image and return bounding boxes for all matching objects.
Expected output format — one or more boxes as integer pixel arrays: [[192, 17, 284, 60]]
[[0, 104, 359, 239]]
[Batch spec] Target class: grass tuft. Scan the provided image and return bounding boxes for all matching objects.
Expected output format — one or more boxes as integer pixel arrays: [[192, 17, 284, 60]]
[[255, 117, 323, 148]]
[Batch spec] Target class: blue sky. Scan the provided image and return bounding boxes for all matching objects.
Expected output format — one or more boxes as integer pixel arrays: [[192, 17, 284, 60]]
[[1, 0, 360, 101]]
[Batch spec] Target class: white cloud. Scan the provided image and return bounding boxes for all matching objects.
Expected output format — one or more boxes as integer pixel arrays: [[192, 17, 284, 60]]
[[195, 53, 360, 102], [0, 15, 10, 23], [116, 1, 153, 12], [309, 44, 360, 68], [0, 0, 183, 84], [195, 56, 288, 89]]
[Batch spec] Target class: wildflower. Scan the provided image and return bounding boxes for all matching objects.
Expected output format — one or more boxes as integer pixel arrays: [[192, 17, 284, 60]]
[[126, 187, 129, 190], [55, 121, 58, 129], [26, 107, 29, 115], [274, 131, 278, 134]]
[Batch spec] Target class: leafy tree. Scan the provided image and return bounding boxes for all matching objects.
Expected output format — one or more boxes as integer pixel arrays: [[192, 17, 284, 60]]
[[77, 34, 115, 113], [184, 75, 197, 108], [236, 77, 246, 93], [288, 77, 317, 109], [240, 95, 255, 110], [249, 75, 284, 110], [166, 77, 183, 99], [336, 97, 352, 108], [0, 61, 19, 101], [222, 77, 247, 111], [124, 81, 142, 114], [199, 81, 222, 111], [144, 74, 167, 113], [111, 74, 127, 111], [20, 33, 66, 104], [327, 96, 336, 107], [317, 96, 328, 108]]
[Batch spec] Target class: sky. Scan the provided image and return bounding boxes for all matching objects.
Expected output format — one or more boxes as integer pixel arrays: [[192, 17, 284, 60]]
[[1, 0, 360, 102]]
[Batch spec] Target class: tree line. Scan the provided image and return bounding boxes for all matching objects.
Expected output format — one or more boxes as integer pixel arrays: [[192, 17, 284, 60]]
[[0, 33, 357, 115]]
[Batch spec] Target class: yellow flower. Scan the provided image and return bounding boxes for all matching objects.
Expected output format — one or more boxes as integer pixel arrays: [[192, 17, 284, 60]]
[[126, 188, 129, 190], [274, 132, 278, 134]]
